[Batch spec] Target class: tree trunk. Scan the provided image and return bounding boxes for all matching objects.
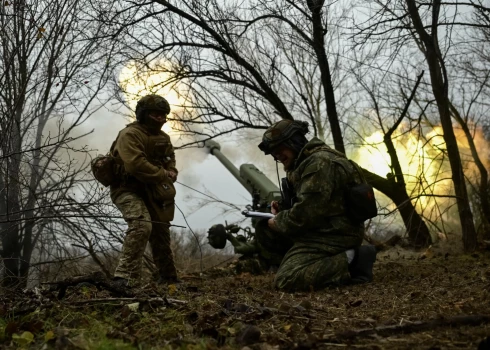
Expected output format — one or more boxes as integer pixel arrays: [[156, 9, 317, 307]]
[[364, 169, 431, 247], [405, 0, 477, 251], [306, 0, 345, 154], [1, 124, 24, 288], [306, 2, 430, 247], [450, 103, 490, 241]]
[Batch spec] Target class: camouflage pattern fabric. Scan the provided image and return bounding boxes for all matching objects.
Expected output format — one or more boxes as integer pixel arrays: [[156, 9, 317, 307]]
[[259, 120, 309, 154], [253, 219, 293, 267], [146, 196, 177, 279], [275, 243, 350, 291], [271, 137, 365, 291], [113, 191, 177, 284]]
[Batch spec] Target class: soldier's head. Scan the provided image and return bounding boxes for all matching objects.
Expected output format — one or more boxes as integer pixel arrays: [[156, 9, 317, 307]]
[[135, 94, 170, 129], [258, 120, 309, 170]]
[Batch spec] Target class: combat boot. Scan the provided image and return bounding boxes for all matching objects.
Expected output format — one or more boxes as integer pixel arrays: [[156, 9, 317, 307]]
[[348, 245, 377, 284]]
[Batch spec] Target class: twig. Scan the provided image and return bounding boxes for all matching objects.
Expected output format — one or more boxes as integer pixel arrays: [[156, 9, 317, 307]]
[[333, 314, 490, 339], [69, 297, 187, 305]]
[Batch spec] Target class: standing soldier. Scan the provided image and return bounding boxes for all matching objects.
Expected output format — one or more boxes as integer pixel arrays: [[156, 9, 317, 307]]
[[110, 95, 179, 287]]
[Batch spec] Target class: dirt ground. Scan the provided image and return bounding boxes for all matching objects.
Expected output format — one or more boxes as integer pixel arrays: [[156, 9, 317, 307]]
[[1, 246, 490, 349]]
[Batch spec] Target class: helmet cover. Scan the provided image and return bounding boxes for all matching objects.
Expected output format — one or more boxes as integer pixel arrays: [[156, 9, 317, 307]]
[[135, 94, 171, 121], [258, 120, 309, 154]]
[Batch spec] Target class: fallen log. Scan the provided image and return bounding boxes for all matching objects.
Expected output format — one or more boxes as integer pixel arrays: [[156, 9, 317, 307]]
[[335, 314, 490, 339], [43, 271, 134, 298]]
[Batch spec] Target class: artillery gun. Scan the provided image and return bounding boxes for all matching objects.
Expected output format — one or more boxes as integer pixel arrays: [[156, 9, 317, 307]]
[[205, 140, 288, 272]]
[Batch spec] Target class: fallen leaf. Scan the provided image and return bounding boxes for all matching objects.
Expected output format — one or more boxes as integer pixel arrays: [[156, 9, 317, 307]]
[[127, 302, 139, 312], [45, 330, 56, 342], [12, 331, 34, 346], [168, 284, 177, 295]]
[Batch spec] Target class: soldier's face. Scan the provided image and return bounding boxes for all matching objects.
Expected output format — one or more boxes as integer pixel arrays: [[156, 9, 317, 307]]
[[148, 112, 167, 121], [147, 111, 167, 129], [271, 144, 296, 171]]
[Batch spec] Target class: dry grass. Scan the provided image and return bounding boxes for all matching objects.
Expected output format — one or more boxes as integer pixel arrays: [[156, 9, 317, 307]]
[[1, 244, 490, 349]]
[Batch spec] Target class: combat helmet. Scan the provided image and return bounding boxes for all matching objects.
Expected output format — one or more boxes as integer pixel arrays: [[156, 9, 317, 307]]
[[135, 94, 171, 121], [258, 119, 309, 155]]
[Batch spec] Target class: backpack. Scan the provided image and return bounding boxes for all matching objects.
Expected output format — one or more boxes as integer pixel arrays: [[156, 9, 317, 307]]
[[90, 136, 122, 187], [332, 158, 377, 223]]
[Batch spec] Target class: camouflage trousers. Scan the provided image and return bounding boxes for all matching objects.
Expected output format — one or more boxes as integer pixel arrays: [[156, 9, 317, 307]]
[[113, 191, 177, 284], [274, 242, 351, 292], [254, 219, 293, 267], [255, 222, 351, 291]]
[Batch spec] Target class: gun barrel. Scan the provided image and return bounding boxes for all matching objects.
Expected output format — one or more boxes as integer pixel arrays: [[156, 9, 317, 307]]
[[205, 140, 250, 190], [205, 140, 281, 205]]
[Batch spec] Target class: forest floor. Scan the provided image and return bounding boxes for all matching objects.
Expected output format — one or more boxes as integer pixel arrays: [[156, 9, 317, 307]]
[[1, 244, 490, 350]]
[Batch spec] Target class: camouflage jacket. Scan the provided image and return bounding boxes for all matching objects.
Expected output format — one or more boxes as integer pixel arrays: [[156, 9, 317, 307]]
[[274, 137, 364, 254], [110, 122, 177, 205]]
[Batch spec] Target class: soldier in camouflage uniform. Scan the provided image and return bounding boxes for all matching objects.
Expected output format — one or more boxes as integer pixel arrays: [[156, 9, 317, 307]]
[[110, 95, 179, 287], [257, 120, 376, 292]]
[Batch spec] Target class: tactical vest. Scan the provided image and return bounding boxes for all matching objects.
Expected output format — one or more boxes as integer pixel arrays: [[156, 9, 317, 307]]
[[111, 122, 176, 204]]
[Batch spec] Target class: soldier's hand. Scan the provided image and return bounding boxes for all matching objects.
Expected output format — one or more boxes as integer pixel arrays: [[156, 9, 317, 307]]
[[268, 218, 278, 231], [167, 170, 177, 182], [271, 201, 280, 215]]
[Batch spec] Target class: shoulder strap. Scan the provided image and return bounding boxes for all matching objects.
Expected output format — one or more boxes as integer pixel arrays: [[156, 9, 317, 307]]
[[331, 158, 352, 177], [331, 157, 366, 185], [348, 160, 367, 183]]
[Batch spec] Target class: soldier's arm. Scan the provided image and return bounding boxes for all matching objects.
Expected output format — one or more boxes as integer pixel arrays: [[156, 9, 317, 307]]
[[116, 130, 168, 184], [274, 156, 335, 236]]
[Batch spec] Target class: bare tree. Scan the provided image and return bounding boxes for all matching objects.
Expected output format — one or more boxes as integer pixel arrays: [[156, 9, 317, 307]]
[[0, 0, 119, 287], [352, 0, 486, 251], [406, 0, 477, 250], [352, 68, 433, 246], [451, 1, 490, 240]]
